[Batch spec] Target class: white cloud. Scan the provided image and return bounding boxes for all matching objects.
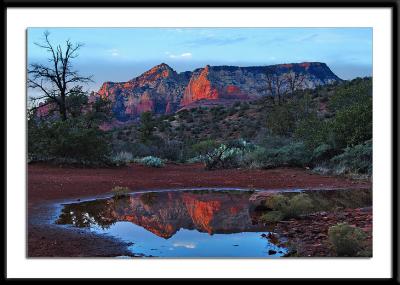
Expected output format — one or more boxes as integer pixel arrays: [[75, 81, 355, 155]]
[[107, 48, 120, 57], [166, 51, 192, 59], [172, 242, 196, 249]]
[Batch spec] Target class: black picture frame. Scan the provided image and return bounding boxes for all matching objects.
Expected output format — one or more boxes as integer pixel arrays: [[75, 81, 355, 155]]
[[3, 0, 398, 281]]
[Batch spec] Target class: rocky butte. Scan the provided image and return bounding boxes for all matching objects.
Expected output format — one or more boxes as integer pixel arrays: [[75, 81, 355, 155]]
[[92, 62, 341, 122], [36, 62, 341, 122]]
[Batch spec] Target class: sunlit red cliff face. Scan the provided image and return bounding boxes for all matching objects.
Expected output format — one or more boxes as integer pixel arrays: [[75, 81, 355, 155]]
[[91, 62, 341, 121], [57, 191, 267, 239], [181, 65, 250, 106]]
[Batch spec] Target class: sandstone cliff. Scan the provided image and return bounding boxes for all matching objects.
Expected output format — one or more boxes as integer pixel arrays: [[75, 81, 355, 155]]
[[94, 62, 340, 121]]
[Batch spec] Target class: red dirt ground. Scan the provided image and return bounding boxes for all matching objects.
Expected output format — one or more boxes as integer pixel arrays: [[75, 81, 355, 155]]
[[27, 162, 371, 257], [28, 162, 370, 203]]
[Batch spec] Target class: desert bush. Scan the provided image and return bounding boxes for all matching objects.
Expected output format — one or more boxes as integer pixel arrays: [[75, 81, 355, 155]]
[[151, 139, 183, 161], [330, 140, 372, 176], [111, 186, 130, 198], [191, 139, 220, 156], [196, 139, 254, 170], [256, 134, 293, 149], [261, 142, 312, 168], [330, 100, 372, 148], [131, 143, 157, 158], [284, 193, 314, 218], [239, 146, 267, 169], [311, 143, 337, 164], [65, 88, 89, 118], [264, 194, 289, 210], [112, 151, 133, 166], [328, 223, 367, 256], [137, 156, 164, 168], [294, 115, 332, 150], [328, 77, 372, 112], [260, 211, 285, 223], [311, 164, 332, 175], [266, 104, 296, 136], [239, 140, 312, 169], [200, 144, 241, 170], [28, 118, 112, 166], [228, 107, 237, 116], [178, 109, 190, 120], [261, 193, 315, 223], [139, 111, 156, 143]]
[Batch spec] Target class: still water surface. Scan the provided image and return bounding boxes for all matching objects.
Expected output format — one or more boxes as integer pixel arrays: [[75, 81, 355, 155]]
[[56, 189, 287, 257]]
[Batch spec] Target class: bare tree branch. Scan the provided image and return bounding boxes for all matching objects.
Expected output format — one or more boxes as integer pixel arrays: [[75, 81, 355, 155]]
[[285, 71, 306, 95], [28, 31, 93, 120], [265, 66, 287, 105]]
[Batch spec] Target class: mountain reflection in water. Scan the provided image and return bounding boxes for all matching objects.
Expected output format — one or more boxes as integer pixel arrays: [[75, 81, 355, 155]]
[[56, 189, 287, 257]]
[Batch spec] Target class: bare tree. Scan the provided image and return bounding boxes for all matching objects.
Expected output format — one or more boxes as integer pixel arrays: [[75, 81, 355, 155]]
[[28, 31, 92, 120], [265, 66, 286, 105], [284, 70, 306, 95]]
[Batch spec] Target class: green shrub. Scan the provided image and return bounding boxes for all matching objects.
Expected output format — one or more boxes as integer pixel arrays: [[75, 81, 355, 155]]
[[284, 193, 314, 218], [294, 115, 332, 150], [127, 142, 155, 158], [328, 77, 372, 112], [260, 211, 284, 223], [240, 146, 267, 169], [266, 105, 296, 136], [139, 111, 156, 143], [152, 139, 183, 161], [191, 139, 220, 156], [331, 100, 372, 148], [264, 194, 289, 210], [28, 118, 112, 166], [330, 140, 372, 175], [111, 186, 130, 198], [261, 193, 315, 223], [238, 140, 312, 169], [312, 143, 336, 163], [261, 142, 312, 168], [257, 134, 293, 149], [137, 156, 164, 168], [328, 223, 367, 256]]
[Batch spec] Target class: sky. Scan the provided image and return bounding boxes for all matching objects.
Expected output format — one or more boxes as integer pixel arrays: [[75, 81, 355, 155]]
[[28, 27, 372, 93]]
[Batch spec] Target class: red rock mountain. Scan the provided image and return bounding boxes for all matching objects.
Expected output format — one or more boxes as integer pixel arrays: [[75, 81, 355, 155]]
[[57, 191, 266, 239], [92, 62, 341, 121]]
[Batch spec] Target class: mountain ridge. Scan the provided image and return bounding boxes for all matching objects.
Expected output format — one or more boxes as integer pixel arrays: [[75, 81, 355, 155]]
[[92, 61, 341, 122]]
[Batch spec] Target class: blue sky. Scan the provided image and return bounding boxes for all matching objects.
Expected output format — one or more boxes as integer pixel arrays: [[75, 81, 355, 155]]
[[28, 28, 372, 92]]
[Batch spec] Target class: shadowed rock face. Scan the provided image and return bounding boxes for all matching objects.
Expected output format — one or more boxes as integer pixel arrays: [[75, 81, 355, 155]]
[[56, 191, 266, 239], [93, 62, 341, 121]]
